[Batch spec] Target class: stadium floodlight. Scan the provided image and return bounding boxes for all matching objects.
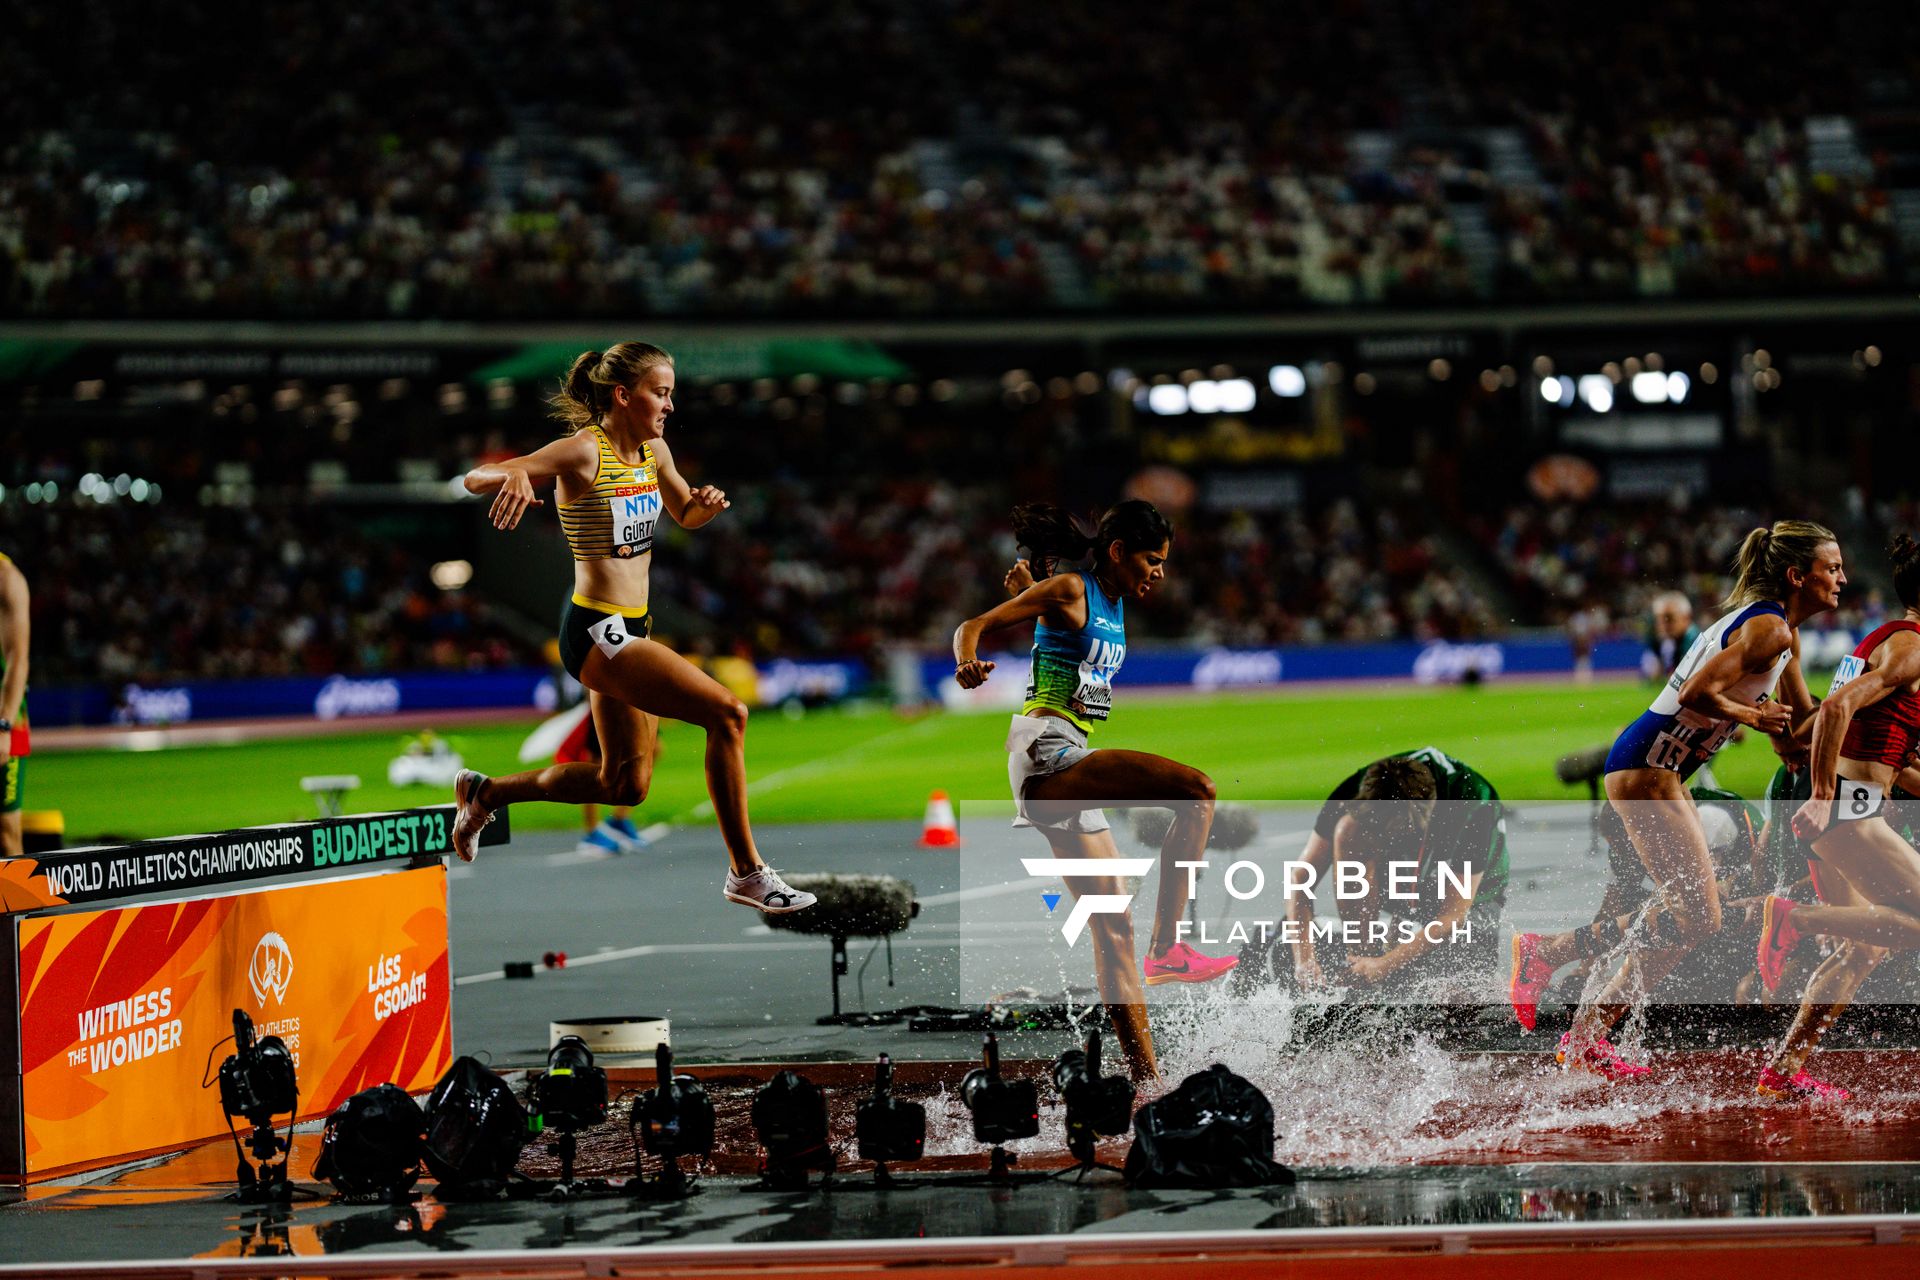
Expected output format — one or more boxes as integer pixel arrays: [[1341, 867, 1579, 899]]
[[1187, 380, 1223, 414], [1216, 378, 1257, 413], [213, 1008, 302, 1203], [1268, 365, 1307, 398], [1666, 371, 1690, 402], [1631, 371, 1669, 404], [1146, 383, 1189, 415], [1578, 375, 1614, 413], [431, 559, 475, 591]]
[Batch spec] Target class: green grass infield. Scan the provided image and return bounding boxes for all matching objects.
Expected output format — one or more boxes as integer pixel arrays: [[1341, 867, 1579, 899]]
[[31, 678, 1790, 842]]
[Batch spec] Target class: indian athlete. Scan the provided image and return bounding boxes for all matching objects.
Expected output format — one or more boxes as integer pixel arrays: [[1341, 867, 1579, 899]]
[[952, 500, 1234, 1081]]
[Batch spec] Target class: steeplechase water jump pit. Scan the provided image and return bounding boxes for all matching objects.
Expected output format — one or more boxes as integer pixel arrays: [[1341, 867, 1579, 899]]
[[2, 800, 1919, 1276]]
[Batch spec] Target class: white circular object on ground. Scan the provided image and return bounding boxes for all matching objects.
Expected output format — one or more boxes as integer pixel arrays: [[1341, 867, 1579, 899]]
[[550, 1016, 670, 1055]]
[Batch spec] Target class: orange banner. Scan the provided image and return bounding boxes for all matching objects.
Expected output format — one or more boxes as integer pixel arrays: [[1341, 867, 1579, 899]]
[[14, 866, 451, 1178]]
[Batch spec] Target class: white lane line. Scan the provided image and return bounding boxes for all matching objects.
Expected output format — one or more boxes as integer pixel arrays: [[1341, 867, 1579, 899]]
[[1020, 857, 1156, 877], [454, 936, 963, 986], [734, 877, 1072, 927], [520, 719, 951, 865], [741, 919, 1042, 937]]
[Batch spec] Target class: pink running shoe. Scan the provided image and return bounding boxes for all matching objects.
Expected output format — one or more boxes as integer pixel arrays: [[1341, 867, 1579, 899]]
[[1509, 932, 1554, 1032], [451, 769, 496, 863], [1757, 896, 1802, 993], [1756, 1065, 1851, 1101], [1143, 942, 1238, 986], [1556, 1031, 1652, 1081]]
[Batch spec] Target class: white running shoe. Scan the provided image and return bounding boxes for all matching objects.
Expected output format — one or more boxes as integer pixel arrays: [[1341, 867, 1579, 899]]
[[724, 865, 816, 914], [451, 769, 496, 863]]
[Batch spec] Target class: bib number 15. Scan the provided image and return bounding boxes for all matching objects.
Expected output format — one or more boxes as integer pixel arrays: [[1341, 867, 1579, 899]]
[[1647, 732, 1693, 772]]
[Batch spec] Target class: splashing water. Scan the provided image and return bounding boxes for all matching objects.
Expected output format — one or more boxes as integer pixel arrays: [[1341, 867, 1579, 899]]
[[1145, 980, 1920, 1167]]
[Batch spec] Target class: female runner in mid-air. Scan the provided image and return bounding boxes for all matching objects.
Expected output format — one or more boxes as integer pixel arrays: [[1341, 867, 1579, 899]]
[[952, 500, 1235, 1083], [1547, 521, 1841, 1078], [1754, 534, 1920, 1098], [451, 342, 815, 916]]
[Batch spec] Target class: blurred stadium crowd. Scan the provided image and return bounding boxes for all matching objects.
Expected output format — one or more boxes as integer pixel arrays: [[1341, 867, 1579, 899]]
[[3, 0, 1915, 318], [2, 501, 527, 684], [2, 379, 1878, 688]]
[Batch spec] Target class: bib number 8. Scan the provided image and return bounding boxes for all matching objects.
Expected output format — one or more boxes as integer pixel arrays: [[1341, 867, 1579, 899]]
[[1836, 779, 1884, 822]]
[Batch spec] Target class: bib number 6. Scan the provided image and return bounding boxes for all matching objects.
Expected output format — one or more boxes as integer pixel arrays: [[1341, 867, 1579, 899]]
[[586, 613, 635, 663]]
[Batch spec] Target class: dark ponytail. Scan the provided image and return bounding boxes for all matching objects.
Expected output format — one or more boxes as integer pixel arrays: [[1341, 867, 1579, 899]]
[[1012, 498, 1173, 578], [1892, 533, 1920, 610], [1095, 499, 1173, 561], [1012, 503, 1096, 578]]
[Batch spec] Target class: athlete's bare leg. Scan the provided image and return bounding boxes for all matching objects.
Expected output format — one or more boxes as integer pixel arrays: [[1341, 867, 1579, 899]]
[[1785, 819, 1920, 947], [0, 811, 19, 859], [1025, 748, 1215, 956], [1569, 770, 1721, 1050], [1766, 821, 1920, 1077], [1041, 825, 1158, 1084], [482, 641, 765, 876], [484, 692, 657, 804], [1533, 885, 1697, 973], [1768, 860, 1889, 1077]]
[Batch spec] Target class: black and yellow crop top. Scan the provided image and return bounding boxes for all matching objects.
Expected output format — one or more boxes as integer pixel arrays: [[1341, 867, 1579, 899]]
[[556, 426, 663, 561]]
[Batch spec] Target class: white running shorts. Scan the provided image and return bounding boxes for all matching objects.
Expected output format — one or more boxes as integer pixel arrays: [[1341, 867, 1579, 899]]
[[1006, 714, 1109, 833]]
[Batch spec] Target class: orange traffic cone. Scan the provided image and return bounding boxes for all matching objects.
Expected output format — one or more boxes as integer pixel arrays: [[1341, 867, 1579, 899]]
[[920, 790, 961, 847]]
